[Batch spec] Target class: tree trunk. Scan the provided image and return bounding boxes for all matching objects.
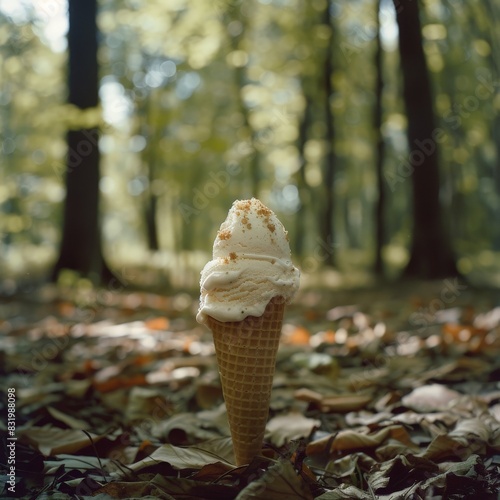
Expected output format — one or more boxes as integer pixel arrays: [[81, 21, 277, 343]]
[[294, 93, 312, 259], [477, 1, 500, 250], [394, 0, 458, 278], [321, 0, 335, 266], [374, 0, 386, 275], [145, 189, 160, 251], [52, 0, 116, 285], [226, 9, 260, 198], [142, 90, 160, 252]]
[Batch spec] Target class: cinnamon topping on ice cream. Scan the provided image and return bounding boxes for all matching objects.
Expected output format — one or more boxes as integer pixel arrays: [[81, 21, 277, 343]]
[[197, 198, 300, 324]]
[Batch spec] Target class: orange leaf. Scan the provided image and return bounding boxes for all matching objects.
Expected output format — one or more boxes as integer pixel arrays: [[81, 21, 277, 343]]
[[299, 462, 317, 483], [132, 354, 155, 366], [93, 374, 147, 393], [57, 301, 75, 317], [286, 326, 311, 345], [138, 439, 153, 452], [145, 316, 170, 330]]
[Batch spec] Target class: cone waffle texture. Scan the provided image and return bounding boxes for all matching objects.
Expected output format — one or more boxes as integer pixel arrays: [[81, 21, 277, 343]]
[[207, 296, 285, 466]]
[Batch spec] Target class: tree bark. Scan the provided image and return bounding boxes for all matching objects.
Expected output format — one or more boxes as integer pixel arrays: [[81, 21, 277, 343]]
[[321, 0, 336, 266], [374, 0, 386, 275], [227, 9, 260, 198], [394, 0, 458, 278], [145, 188, 160, 251], [294, 93, 312, 259], [52, 0, 116, 285], [142, 90, 160, 252], [477, 1, 500, 250]]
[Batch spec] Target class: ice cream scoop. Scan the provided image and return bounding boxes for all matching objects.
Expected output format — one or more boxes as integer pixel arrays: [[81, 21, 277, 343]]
[[197, 198, 300, 324], [197, 198, 300, 466]]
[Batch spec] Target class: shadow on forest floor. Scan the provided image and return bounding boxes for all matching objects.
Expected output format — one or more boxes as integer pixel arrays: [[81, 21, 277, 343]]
[[1, 280, 500, 498]]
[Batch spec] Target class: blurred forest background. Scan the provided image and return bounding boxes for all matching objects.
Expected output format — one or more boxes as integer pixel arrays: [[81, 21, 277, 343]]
[[1, 0, 500, 293]]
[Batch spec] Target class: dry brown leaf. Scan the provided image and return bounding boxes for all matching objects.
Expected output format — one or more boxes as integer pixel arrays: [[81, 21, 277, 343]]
[[294, 388, 323, 403], [294, 389, 371, 412], [416, 358, 492, 384], [236, 460, 313, 499], [46, 406, 90, 430], [266, 412, 321, 447], [96, 474, 233, 499], [190, 461, 238, 481], [450, 417, 493, 442], [325, 452, 376, 479], [307, 425, 418, 456], [368, 454, 439, 495], [315, 485, 372, 499], [124, 386, 172, 422], [19, 426, 102, 456], [127, 437, 235, 471], [320, 394, 372, 413], [401, 384, 461, 412], [152, 409, 229, 443]]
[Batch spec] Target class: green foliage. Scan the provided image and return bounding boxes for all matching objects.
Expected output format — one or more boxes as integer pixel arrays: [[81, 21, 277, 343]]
[[1, 0, 499, 285]]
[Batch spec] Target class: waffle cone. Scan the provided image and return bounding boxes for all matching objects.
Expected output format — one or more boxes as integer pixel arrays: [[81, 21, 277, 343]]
[[206, 296, 285, 466]]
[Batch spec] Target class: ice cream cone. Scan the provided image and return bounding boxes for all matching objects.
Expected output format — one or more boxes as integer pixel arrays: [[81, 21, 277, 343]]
[[206, 296, 285, 466]]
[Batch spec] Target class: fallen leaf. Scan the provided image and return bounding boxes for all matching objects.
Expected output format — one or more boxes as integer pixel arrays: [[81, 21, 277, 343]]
[[44, 454, 108, 474], [368, 454, 439, 494], [307, 425, 418, 456], [294, 389, 372, 412], [266, 412, 321, 447], [152, 407, 230, 444], [319, 394, 372, 413], [315, 484, 372, 499], [127, 437, 235, 472], [46, 406, 91, 430], [282, 325, 311, 345], [19, 426, 103, 456], [144, 316, 170, 331], [96, 474, 235, 499], [236, 460, 313, 499], [124, 386, 172, 422], [324, 452, 376, 480], [93, 374, 147, 393], [402, 384, 461, 412]]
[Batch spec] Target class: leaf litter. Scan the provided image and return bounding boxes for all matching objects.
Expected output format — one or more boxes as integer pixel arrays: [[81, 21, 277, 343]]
[[0, 281, 499, 499]]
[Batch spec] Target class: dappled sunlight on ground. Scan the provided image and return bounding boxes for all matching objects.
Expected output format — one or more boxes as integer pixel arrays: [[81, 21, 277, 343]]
[[1, 281, 499, 497]]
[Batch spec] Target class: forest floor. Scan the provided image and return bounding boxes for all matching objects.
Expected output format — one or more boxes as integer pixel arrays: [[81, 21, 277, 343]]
[[1, 280, 500, 499]]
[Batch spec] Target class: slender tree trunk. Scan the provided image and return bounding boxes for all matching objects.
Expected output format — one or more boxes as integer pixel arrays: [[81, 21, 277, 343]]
[[52, 0, 116, 285], [321, 0, 335, 266], [394, 0, 458, 278], [145, 178, 160, 252], [294, 93, 312, 259], [235, 62, 260, 197], [142, 91, 160, 251], [227, 10, 260, 197], [374, 0, 386, 275], [478, 2, 500, 249]]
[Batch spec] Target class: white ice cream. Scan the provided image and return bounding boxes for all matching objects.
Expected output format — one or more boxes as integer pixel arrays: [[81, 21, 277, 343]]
[[197, 198, 300, 324]]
